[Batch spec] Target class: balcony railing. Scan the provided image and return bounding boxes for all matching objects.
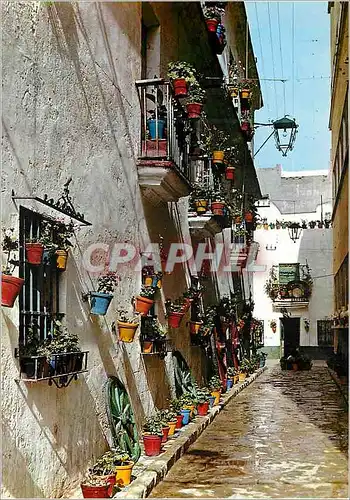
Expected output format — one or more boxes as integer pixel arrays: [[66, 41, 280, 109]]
[[136, 79, 193, 183], [270, 283, 311, 303]]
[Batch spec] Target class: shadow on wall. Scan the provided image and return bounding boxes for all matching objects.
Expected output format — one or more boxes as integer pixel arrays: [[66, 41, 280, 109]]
[[143, 355, 171, 410]]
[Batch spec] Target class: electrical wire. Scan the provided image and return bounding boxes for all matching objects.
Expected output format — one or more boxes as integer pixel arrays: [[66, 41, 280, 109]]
[[267, 3, 279, 117], [254, 2, 272, 119], [276, 3, 286, 115]]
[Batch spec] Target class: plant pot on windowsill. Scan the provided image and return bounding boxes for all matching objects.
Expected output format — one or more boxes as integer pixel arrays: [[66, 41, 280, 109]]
[[56, 249, 68, 271], [211, 201, 225, 216], [90, 292, 113, 315], [172, 78, 188, 97], [225, 166, 235, 180], [186, 102, 203, 119], [117, 321, 139, 343], [26, 242, 44, 265], [1, 274, 24, 307]]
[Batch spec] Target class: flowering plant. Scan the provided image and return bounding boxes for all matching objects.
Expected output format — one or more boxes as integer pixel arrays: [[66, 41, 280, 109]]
[[2, 228, 19, 275], [97, 272, 120, 294]]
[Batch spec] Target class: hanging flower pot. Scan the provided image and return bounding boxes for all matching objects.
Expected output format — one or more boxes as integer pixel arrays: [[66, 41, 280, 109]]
[[240, 89, 251, 99], [147, 119, 165, 140], [186, 102, 203, 119], [118, 321, 139, 342], [142, 340, 153, 353], [175, 414, 183, 429], [56, 249, 68, 271], [143, 434, 162, 456], [90, 292, 113, 315], [205, 18, 219, 32], [161, 426, 170, 443], [81, 483, 110, 498], [194, 199, 209, 214], [1, 275, 24, 307], [135, 295, 154, 316], [225, 166, 235, 180], [244, 211, 254, 223], [197, 401, 209, 416], [211, 201, 225, 216], [189, 321, 202, 334], [230, 88, 239, 98], [115, 462, 134, 487], [26, 242, 44, 265], [168, 311, 184, 328], [173, 78, 188, 97], [212, 150, 225, 164], [144, 276, 153, 287]]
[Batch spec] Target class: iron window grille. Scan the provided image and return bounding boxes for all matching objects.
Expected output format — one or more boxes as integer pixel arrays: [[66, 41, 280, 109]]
[[317, 320, 334, 347]]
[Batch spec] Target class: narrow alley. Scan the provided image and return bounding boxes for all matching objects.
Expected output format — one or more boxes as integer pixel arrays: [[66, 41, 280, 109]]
[[150, 363, 348, 499]]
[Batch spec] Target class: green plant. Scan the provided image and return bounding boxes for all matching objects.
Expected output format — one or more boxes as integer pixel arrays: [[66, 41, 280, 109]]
[[117, 310, 139, 324], [156, 408, 177, 425], [97, 272, 120, 294], [264, 267, 279, 300], [168, 397, 183, 415], [165, 298, 185, 314], [18, 325, 43, 357], [167, 61, 198, 85], [2, 227, 19, 274], [227, 366, 238, 377], [142, 317, 167, 340], [81, 474, 109, 487], [179, 392, 197, 406], [208, 375, 221, 391], [187, 82, 206, 104], [89, 449, 132, 476], [239, 358, 250, 373], [139, 285, 156, 299], [191, 183, 212, 201], [36, 320, 80, 360], [143, 415, 163, 436], [194, 385, 211, 404], [203, 5, 224, 21]]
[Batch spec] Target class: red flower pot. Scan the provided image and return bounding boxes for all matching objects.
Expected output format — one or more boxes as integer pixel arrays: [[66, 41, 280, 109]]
[[244, 211, 253, 223], [197, 401, 209, 416], [225, 167, 235, 180], [173, 78, 188, 97], [175, 414, 183, 429], [211, 202, 225, 216], [206, 18, 219, 32], [26, 243, 44, 265], [161, 426, 170, 443], [81, 483, 110, 498], [186, 102, 203, 119], [1, 275, 24, 307], [143, 434, 162, 456], [168, 311, 184, 328], [135, 295, 154, 316]]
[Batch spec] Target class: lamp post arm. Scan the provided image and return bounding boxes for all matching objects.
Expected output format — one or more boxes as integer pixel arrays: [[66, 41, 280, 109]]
[[253, 130, 275, 158]]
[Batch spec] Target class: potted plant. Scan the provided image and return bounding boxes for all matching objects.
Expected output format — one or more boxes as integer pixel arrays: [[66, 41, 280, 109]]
[[157, 408, 178, 437], [53, 219, 74, 271], [211, 128, 230, 164], [100, 449, 134, 488], [141, 318, 167, 353], [226, 366, 236, 389], [135, 285, 156, 316], [203, 5, 223, 33], [269, 319, 277, 333], [1, 227, 24, 307], [90, 272, 120, 316], [189, 319, 203, 335], [166, 299, 185, 328], [195, 386, 211, 416], [142, 414, 163, 456], [80, 474, 111, 499], [169, 398, 184, 429], [211, 192, 226, 216], [25, 237, 45, 265], [225, 164, 235, 180], [18, 326, 49, 379], [186, 82, 206, 119], [179, 392, 196, 423], [191, 184, 211, 214], [239, 358, 250, 381], [117, 311, 140, 343], [167, 61, 198, 97], [147, 108, 166, 140], [208, 375, 222, 405]]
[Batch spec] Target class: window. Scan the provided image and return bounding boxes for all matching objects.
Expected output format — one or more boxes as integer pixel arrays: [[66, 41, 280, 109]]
[[334, 254, 348, 310], [317, 320, 334, 346], [278, 263, 300, 284], [19, 207, 62, 347]]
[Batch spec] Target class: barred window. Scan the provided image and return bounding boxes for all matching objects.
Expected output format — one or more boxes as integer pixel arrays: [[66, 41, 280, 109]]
[[317, 320, 333, 346]]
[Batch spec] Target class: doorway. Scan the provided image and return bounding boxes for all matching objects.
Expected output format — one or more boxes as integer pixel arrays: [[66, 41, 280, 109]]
[[281, 317, 300, 357]]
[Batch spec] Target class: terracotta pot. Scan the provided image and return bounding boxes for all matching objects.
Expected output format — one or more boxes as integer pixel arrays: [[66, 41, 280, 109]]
[[142, 340, 153, 353], [1, 275, 24, 307], [26, 242, 44, 265], [135, 295, 154, 316], [117, 321, 139, 342], [55, 249, 68, 270], [186, 102, 203, 119], [194, 199, 208, 214], [115, 462, 134, 487], [244, 211, 254, 223], [205, 18, 219, 32], [81, 483, 110, 498], [211, 201, 225, 216], [212, 150, 225, 164], [168, 311, 184, 328], [167, 420, 177, 436], [173, 78, 188, 97], [143, 434, 162, 456], [197, 401, 209, 416], [189, 321, 202, 334], [225, 166, 235, 180], [175, 414, 183, 429], [161, 426, 170, 443]]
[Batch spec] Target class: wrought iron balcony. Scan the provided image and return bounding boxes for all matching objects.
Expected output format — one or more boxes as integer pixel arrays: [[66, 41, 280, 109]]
[[136, 79, 193, 203]]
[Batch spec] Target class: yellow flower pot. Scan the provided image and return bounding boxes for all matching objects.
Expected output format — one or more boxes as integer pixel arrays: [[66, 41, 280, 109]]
[[183, 404, 195, 418], [56, 249, 68, 270], [239, 372, 247, 382], [211, 390, 221, 405], [194, 199, 209, 213], [144, 277, 153, 286], [212, 150, 225, 164], [189, 321, 202, 334], [167, 420, 177, 436], [233, 374, 239, 384], [117, 321, 139, 342], [240, 89, 251, 99], [230, 88, 239, 98], [115, 461, 134, 486]]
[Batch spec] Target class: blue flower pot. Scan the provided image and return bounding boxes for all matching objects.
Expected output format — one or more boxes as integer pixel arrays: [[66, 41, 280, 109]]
[[180, 409, 191, 425], [208, 396, 215, 409], [90, 292, 113, 315], [226, 378, 233, 390], [147, 119, 165, 140]]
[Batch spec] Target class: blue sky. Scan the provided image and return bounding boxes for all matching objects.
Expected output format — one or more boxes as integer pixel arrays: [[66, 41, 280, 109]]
[[245, 1, 331, 171]]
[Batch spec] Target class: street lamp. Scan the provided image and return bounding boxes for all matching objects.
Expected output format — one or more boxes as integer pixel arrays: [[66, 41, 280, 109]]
[[288, 222, 302, 243], [273, 116, 298, 157]]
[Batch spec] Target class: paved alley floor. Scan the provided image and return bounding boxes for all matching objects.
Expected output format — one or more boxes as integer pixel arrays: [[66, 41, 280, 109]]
[[150, 363, 348, 499]]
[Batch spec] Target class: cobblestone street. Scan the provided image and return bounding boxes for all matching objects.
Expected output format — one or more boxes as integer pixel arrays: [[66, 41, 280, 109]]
[[150, 363, 348, 499]]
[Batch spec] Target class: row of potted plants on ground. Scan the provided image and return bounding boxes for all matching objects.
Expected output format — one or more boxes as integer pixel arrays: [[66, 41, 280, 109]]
[[280, 351, 312, 371]]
